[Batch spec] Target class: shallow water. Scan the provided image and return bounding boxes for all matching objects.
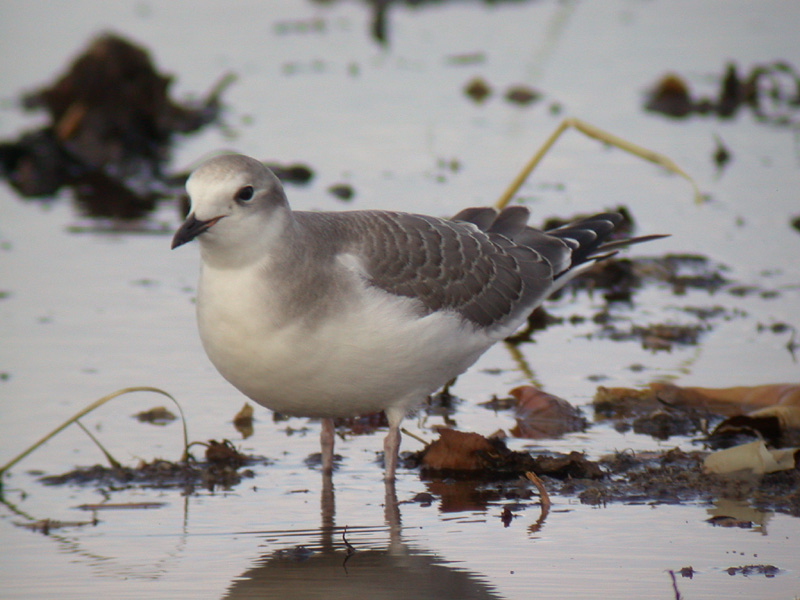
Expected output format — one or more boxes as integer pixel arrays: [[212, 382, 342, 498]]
[[2, 1, 800, 599]]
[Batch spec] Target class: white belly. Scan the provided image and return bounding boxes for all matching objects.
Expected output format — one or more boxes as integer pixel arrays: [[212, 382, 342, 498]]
[[195, 263, 495, 419]]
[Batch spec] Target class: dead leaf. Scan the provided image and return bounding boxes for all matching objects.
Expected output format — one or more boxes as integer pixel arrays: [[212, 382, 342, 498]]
[[595, 382, 800, 418], [708, 384, 800, 440], [747, 392, 800, 428], [711, 414, 782, 443], [654, 382, 800, 413], [703, 440, 799, 475], [508, 386, 586, 439], [420, 428, 496, 471]]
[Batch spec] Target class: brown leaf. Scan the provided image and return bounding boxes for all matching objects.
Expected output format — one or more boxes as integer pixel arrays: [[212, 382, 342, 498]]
[[508, 386, 585, 439], [420, 428, 495, 471], [653, 382, 800, 413], [595, 382, 800, 418]]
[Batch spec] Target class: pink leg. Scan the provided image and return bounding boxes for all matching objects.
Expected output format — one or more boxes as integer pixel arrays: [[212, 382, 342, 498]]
[[383, 406, 406, 481], [383, 424, 400, 481], [321, 418, 335, 475]]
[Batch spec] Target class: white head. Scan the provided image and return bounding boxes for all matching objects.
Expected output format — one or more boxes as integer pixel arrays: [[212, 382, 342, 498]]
[[171, 154, 292, 268]]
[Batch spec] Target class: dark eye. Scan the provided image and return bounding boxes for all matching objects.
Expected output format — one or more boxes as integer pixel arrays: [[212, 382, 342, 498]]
[[236, 185, 254, 202]]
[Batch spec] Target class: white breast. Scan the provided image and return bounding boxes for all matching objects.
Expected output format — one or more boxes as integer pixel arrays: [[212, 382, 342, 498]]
[[195, 260, 495, 419]]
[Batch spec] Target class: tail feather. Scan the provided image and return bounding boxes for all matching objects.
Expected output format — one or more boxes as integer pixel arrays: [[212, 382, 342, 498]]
[[453, 205, 667, 281]]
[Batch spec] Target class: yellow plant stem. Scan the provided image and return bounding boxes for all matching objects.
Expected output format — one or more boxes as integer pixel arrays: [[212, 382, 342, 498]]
[[0, 386, 188, 478], [495, 117, 701, 210]]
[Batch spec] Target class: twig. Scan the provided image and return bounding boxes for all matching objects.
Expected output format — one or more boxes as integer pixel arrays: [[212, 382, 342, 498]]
[[342, 525, 356, 556], [399, 427, 428, 446], [525, 471, 551, 533]]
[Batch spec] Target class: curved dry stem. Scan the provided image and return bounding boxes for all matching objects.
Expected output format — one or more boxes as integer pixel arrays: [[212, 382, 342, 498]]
[[0, 386, 189, 478], [495, 117, 702, 209]]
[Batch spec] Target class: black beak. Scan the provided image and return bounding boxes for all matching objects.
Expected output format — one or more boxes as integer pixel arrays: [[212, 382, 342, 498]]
[[171, 214, 223, 249]]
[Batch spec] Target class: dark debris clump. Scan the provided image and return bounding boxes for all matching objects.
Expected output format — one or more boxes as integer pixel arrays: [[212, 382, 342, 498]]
[[575, 448, 800, 517], [38, 440, 268, 494], [0, 33, 233, 217], [644, 61, 800, 125]]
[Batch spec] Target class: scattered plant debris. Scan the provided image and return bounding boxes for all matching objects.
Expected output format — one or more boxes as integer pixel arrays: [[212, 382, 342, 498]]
[[464, 77, 492, 103], [562, 252, 731, 298], [712, 134, 732, 171], [328, 183, 355, 201], [409, 427, 601, 480], [594, 381, 800, 452], [0, 386, 188, 480], [724, 565, 780, 578], [0, 33, 233, 217], [644, 61, 800, 125], [134, 406, 177, 425], [39, 440, 267, 493], [233, 403, 255, 439], [678, 567, 695, 579], [595, 381, 800, 446], [579, 448, 800, 516], [504, 85, 541, 106], [408, 430, 800, 516], [0, 33, 313, 224]]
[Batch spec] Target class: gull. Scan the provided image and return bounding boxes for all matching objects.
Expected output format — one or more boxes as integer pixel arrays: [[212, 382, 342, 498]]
[[172, 153, 665, 480]]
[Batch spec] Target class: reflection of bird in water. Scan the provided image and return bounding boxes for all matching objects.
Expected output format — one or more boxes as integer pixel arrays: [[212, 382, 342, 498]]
[[173, 154, 665, 481], [221, 481, 503, 600], [223, 534, 503, 600]]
